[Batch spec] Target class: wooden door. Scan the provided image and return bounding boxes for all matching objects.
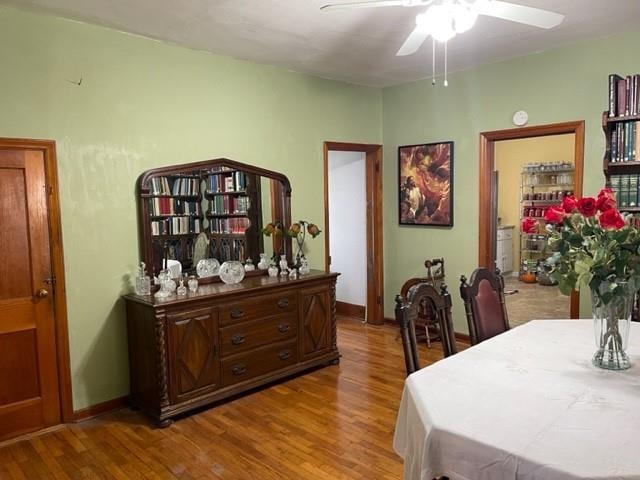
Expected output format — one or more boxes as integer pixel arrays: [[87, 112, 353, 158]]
[[0, 149, 60, 440]]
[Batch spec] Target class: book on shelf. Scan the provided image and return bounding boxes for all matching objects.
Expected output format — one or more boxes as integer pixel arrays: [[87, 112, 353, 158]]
[[608, 73, 640, 117], [209, 195, 250, 215], [149, 198, 200, 216], [207, 171, 248, 193], [630, 175, 639, 207], [150, 176, 199, 196], [210, 217, 250, 234], [151, 217, 201, 236], [609, 174, 640, 209], [608, 121, 640, 162], [150, 177, 171, 196], [170, 177, 199, 196]]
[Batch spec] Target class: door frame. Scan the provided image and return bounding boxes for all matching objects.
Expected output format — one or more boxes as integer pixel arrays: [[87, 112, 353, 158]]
[[0, 137, 73, 423], [478, 121, 585, 318], [323, 142, 384, 325]]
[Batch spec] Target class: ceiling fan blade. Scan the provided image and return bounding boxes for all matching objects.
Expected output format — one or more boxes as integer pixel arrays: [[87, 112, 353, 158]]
[[320, 0, 433, 11], [477, 0, 564, 29], [321, 1, 407, 11], [396, 26, 429, 56]]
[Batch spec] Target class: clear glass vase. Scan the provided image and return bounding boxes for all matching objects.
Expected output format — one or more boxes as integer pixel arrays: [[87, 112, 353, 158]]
[[591, 282, 634, 370]]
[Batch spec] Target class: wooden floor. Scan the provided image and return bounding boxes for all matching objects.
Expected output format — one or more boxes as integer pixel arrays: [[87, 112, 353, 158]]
[[0, 317, 458, 480]]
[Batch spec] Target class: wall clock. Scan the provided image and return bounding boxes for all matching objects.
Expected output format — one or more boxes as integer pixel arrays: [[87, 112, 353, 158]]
[[512, 110, 529, 126]]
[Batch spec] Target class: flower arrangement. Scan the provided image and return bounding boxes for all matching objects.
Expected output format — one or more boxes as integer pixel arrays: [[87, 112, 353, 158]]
[[544, 187, 640, 370], [262, 220, 322, 267], [543, 187, 640, 304], [262, 220, 322, 240]]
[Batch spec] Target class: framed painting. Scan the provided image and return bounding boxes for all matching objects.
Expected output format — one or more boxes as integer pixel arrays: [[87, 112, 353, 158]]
[[398, 141, 453, 227]]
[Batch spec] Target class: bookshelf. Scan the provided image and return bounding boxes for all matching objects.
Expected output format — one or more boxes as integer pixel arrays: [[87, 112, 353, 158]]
[[603, 73, 640, 320], [204, 168, 261, 264], [603, 73, 640, 209], [137, 159, 291, 277]]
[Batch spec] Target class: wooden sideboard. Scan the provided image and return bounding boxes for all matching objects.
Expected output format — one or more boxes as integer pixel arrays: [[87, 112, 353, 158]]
[[124, 270, 339, 426]]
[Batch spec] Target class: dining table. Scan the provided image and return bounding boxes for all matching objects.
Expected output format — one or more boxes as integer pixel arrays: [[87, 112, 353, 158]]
[[393, 320, 640, 480]]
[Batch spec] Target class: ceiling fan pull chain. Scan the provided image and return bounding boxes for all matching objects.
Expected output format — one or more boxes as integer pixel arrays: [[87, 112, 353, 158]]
[[431, 37, 436, 86], [443, 41, 448, 87]]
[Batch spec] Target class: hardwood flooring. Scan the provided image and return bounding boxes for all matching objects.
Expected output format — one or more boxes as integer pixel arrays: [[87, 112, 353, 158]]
[[0, 317, 458, 480]]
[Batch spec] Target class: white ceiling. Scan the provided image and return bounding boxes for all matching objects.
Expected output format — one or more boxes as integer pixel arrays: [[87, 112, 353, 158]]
[[4, 0, 640, 87]]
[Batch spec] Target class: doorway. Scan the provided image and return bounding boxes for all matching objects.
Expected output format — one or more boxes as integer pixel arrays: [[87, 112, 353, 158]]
[[323, 142, 384, 325], [479, 121, 585, 320], [0, 138, 72, 441]]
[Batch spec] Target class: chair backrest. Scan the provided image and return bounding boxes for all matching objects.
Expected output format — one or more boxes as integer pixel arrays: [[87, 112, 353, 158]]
[[395, 283, 458, 375], [459, 268, 510, 345]]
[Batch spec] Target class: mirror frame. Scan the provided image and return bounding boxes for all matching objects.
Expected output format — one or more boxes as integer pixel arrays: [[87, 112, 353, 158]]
[[136, 157, 293, 281]]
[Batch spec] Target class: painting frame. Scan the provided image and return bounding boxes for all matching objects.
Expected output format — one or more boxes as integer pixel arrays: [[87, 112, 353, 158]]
[[398, 141, 454, 227]]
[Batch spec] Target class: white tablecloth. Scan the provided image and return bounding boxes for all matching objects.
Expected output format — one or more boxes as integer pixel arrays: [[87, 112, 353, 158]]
[[393, 320, 640, 480]]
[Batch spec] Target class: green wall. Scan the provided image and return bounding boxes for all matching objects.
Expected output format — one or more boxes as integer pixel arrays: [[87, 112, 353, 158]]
[[0, 6, 382, 410], [4, 3, 639, 409], [382, 30, 640, 329]]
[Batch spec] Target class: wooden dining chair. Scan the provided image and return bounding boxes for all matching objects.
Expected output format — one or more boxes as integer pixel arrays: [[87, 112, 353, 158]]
[[398, 258, 446, 348], [395, 283, 458, 376], [459, 268, 510, 345]]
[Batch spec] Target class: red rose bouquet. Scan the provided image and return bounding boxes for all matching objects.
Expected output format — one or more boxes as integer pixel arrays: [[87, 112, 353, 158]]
[[545, 187, 640, 370], [544, 188, 640, 303]]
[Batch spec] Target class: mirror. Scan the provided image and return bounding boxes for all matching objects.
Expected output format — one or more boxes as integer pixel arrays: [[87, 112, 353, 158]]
[[136, 158, 292, 279]]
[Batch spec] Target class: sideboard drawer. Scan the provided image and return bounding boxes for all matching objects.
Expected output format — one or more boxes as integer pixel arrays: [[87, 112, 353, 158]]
[[220, 313, 297, 357], [222, 340, 298, 387], [220, 290, 297, 325]]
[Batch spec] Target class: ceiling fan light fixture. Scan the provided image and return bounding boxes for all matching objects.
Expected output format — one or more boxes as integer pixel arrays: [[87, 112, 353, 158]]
[[452, 3, 478, 33], [416, 5, 456, 42]]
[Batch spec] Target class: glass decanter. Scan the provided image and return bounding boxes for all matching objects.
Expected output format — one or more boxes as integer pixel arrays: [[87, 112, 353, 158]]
[[135, 262, 151, 295], [176, 274, 187, 296], [244, 258, 256, 272], [257, 253, 269, 270], [154, 269, 172, 298]]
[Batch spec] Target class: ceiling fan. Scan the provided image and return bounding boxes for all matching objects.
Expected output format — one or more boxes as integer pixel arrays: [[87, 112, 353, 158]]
[[320, 0, 565, 57]]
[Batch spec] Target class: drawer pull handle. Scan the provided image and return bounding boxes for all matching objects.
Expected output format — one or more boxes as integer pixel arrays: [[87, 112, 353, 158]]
[[231, 364, 247, 376], [278, 350, 292, 361], [230, 308, 244, 319], [277, 298, 289, 309], [277, 324, 290, 333], [231, 333, 246, 345]]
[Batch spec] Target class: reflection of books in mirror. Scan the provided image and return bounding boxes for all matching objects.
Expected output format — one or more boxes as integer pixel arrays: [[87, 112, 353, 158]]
[[150, 176, 171, 196]]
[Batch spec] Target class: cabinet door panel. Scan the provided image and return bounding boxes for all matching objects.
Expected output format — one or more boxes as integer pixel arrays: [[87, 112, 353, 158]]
[[299, 285, 332, 359], [166, 307, 220, 403]]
